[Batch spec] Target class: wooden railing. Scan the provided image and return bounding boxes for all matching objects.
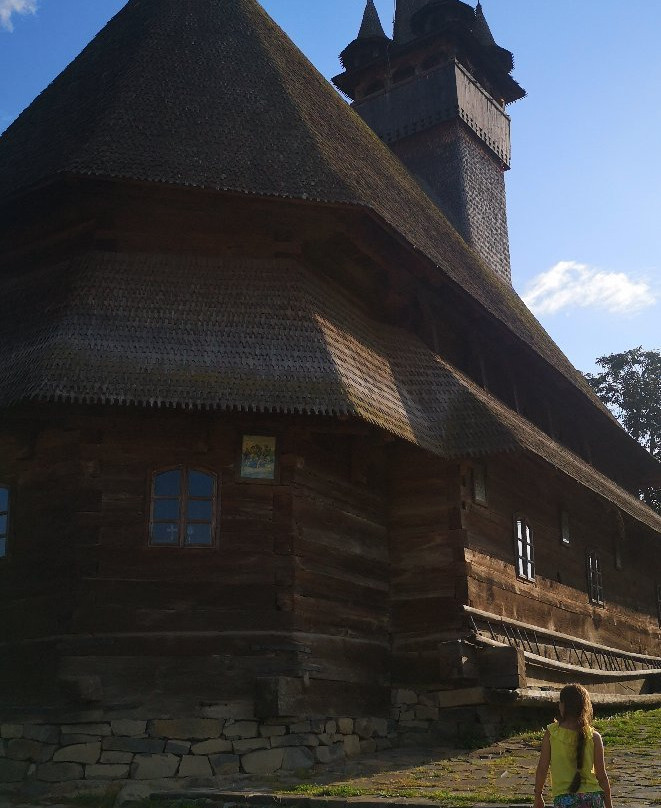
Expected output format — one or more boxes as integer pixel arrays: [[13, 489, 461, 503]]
[[464, 606, 661, 677]]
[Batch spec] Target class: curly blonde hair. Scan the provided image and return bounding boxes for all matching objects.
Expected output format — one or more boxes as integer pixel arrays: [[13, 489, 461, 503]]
[[559, 684, 594, 793]]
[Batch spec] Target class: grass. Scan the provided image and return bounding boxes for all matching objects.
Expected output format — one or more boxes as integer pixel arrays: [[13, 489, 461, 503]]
[[593, 708, 661, 747], [285, 783, 530, 805]]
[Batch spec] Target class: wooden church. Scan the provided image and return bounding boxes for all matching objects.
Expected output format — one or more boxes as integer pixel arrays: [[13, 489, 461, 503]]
[[1, 0, 660, 788]]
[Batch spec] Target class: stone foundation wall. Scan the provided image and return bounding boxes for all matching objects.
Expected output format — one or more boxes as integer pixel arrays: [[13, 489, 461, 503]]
[[1, 690, 556, 794], [390, 687, 554, 748], [0, 713, 394, 791]]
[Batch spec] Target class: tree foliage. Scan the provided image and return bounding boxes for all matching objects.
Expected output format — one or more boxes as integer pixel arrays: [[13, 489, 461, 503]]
[[585, 347, 661, 513]]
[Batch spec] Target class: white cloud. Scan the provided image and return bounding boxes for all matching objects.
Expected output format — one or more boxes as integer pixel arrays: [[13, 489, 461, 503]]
[[0, 0, 37, 31], [522, 260, 657, 316]]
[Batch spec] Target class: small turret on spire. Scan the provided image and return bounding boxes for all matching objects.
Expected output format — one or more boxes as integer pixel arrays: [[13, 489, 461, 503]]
[[474, 1, 497, 47], [339, 0, 391, 73], [357, 0, 388, 40]]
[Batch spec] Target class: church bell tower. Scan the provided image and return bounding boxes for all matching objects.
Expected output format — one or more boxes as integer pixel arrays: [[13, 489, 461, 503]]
[[333, 0, 525, 284]]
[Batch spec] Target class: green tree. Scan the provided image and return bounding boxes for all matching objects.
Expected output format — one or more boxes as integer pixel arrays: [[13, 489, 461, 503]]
[[585, 347, 661, 513]]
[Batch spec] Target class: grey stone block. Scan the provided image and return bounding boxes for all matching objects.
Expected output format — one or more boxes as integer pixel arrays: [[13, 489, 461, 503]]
[[325, 720, 337, 734], [37, 762, 84, 782], [259, 724, 287, 737], [131, 753, 179, 779], [1, 724, 23, 740], [354, 718, 374, 739], [7, 739, 55, 763], [359, 738, 377, 755], [376, 738, 392, 751], [223, 720, 258, 739], [22, 725, 60, 744], [191, 738, 233, 755], [100, 751, 133, 764], [209, 753, 240, 775], [61, 734, 102, 746], [111, 720, 147, 737], [282, 746, 315, 771], [200, 699, 253, 719], [61, 723, 111, 737], [53, 742, 101, 764], [149, 719, 221, 740], [85, 763, 130, 779], [103, 737, 165, 754], [337, 717, 353, 734], [317, 733, 333, 746], [310, 719, 326, 733], [315, 744, 345, 764], [0, 758, 29, 782], [271, 733, 319, 748], [165, 740, 191, 755], [343, 734, 360, 758], [392, 688, 418, 705], [240, 747, 284, 774], [178, 755, 213, 777], [232, 737, 269, 754], [288, 720, 311, 732]]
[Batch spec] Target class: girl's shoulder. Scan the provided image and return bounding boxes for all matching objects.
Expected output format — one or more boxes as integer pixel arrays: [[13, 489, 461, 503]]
[[547, 722, 595, 739]]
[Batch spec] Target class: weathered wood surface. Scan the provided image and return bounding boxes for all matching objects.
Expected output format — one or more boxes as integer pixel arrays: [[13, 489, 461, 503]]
[[389, 444, 467, 684], [462, 452, 661, 657]]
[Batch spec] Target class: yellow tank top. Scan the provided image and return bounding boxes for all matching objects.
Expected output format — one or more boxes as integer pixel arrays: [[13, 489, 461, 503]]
[[547, 722, 602, 798]]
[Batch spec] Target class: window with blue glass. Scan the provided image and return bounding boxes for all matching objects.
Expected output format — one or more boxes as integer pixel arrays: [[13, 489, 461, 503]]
[[0, 486, 9, 559], [149, 468, 217, 547]]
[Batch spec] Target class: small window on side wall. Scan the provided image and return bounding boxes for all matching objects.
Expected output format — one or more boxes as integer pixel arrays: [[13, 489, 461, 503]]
[[471, 464, 487, 506], [0, 486, 9, 558], [560, 509, 571, 545], [515, 515, 535, 582], [149, 468, 217, 548], [587, 552, 604, 606]]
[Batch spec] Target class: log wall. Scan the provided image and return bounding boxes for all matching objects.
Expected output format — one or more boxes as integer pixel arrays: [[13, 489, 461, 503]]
[[388, 443, 467, 686], [462, 451, 661, 656], [0, 405, 299, 710], [289, 431, 391, 714]]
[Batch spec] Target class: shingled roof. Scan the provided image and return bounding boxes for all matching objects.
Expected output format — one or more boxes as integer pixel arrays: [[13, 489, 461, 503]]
[[0, 0, 656, 485], [0, 0, 612, 410], [3, 251, 659, 533]]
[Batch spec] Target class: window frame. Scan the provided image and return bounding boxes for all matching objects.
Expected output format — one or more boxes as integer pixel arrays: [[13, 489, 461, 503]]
[[148, 466, 219, 549], [514, 514, 535, 583], [587, 552, 605, 607], [0, 484, 9, 560]]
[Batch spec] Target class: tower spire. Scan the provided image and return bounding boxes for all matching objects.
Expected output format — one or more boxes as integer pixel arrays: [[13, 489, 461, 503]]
[[474, 1, 497, 47], [357, 0, 388, 40]]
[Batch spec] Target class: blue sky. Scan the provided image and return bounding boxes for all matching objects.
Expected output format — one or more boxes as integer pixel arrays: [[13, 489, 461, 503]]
[[1, 0, 659, 374]]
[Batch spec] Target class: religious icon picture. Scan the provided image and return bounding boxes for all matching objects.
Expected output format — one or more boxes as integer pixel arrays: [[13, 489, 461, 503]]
[[239, 435, 278, 481]]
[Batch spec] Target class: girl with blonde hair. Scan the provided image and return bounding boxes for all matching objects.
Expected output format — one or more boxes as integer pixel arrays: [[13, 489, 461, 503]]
[[534, 684, 613, 808]]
